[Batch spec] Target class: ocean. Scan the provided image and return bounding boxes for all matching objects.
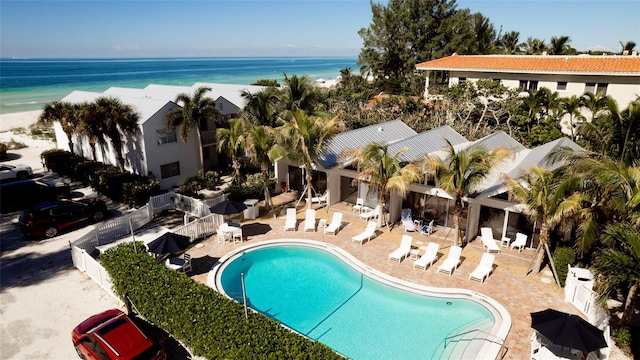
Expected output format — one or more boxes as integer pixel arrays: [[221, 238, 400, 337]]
[[0, 57, 358, 115]]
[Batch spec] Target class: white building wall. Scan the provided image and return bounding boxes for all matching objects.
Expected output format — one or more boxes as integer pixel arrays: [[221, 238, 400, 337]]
[[142, 104, 201, 189]]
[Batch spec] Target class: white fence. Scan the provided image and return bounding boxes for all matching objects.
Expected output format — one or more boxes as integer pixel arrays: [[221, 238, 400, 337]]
[[70, 191, 227, 300]]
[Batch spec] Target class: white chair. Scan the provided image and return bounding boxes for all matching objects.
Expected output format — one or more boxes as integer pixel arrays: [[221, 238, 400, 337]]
[[401, 208, 415, 232], [438, 246, 462, 275], [352, 221, 377, 245], [311, 190, 328, 205], [388, 235, 413, 263], [166, 253, 192, 274], [360, 204, 380, 221], [511, 232, 528, 252], [413, 242, 440, 271], [232, 227, 243, 243], [352, 198, 365, 213], [480, 227, 502, 253], [469, 253, 495, 283], [420, 219, 435, 236], [323, 212, 343, 236], [304, 209, 316, 232], [284, 208, 297, 231]]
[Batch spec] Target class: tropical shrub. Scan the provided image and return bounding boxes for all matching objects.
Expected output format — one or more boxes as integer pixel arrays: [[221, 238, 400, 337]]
[[227, 173, 274, 202], [552, 247, 576, 287], [101, 243, 340, 359], [0, 143, 7, 160]]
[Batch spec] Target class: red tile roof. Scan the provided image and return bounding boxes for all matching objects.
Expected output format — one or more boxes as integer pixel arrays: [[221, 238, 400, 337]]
[[416, 54, 640, 75]]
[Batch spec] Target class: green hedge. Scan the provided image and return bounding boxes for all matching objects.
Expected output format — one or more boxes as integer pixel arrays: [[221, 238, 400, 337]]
[[101, 244, 341, 359], [552, 247, 576, 287], [41, 149, 161, 207]]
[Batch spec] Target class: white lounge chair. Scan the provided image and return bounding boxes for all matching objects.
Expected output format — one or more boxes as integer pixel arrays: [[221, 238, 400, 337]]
[[360, 204, 380, 221], [480, 227, 502, 253], [352, 198, 365, 213], [438, 246, 462, 275], [352, 221, 377, 245], [401, 208, 415, 232], [469, 253, 495, 283], [323, 212, 343, 236], [311, 190, 328, 204], [284, 208, 297, 231], [413, 242, 440, 271], [511, 232, 527, 252], [420, 219, 435, 236], [303, 209, 316, 232], [388, 235, 413, 263]]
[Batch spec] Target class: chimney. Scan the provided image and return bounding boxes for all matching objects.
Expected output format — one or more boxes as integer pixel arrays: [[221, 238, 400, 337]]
[[623, 50, 630, 55], [633, 51, 638, 56], [542, 51, 548, 56]]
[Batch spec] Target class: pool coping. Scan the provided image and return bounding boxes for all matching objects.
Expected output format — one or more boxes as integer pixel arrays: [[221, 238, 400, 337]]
[[208, 239, 512, 360]]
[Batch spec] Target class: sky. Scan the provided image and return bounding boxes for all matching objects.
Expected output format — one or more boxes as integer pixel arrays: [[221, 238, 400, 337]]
[[0, 0, 638, 58]]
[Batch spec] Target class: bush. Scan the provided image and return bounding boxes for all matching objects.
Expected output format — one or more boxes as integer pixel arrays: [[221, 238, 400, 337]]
[[175, 171, 221, 198], [0, 143, 7, 160], [611, 326, 632, 356], [227, 173, 275, 202], [101, 244, 340, 359], [552, 247, 576, 287]]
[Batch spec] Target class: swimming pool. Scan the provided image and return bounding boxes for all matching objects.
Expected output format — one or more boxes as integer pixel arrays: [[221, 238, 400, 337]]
[[209, 240, 511, 359]]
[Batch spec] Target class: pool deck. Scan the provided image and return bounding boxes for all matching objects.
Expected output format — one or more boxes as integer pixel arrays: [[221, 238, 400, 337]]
[[184, 195, 578, 359]]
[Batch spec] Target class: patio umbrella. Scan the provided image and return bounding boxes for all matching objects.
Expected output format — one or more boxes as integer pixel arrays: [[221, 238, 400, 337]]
[[531, 308, 607, 354], [209, 199, 247, 216], [145, 232, 191, 255]]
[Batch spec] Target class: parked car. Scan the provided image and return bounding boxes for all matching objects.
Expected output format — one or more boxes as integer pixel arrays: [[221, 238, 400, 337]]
[[0, 163, 33, 182], [19, 198, 107, 238], [0, 179, 71, 213], [72, 309, 166, 360]]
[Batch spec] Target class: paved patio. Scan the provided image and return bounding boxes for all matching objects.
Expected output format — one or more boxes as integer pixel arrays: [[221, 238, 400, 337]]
[[184, 196, 578, 359]]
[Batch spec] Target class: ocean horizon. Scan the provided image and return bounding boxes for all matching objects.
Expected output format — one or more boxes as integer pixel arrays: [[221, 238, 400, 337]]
[[0, 56, 359, 115]]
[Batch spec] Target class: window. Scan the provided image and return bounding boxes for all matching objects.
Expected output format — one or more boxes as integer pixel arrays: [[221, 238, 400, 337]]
[[160, 162, 180, 179], [156, 128, 177, 144], [519, 80, 538, 91], [492, 78, 501, 84], [557, 81, 567, 91], [458, 77, 467, 83], [585, 82, 608, 95]]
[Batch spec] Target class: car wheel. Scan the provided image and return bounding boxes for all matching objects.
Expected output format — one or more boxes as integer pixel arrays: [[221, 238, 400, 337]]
[[92, 211, 104, 222], [16, 172, 29, 180], [44, 226, 58, 238], [74, 345, 86, 359]]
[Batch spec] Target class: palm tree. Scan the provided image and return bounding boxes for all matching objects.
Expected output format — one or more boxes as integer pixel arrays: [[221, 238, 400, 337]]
[[522, 37, 547, 55], [521, 89, 544, 134], [216, 118, 245, 185], [581, 91, 608, 123], [344, 144, 421, 227], [246, 124, 277, 213], [270, 109, 343, 209], [499, 31, 520, 54], [77, 101, 107, 161], [549, 35, 572, 55], [419, 140, 510, 246], [591, 222, 640, 325], [165, 86, 221, 179], [589, 98, 640, 165], [39, 101, 79, 154], [559, 95, 584, 141], [92, 97, 140, 170], [506, 166, 582, 273], [241, 87, 281, 127], [281, 74, 322, 114], [619, 40, 637, 54]]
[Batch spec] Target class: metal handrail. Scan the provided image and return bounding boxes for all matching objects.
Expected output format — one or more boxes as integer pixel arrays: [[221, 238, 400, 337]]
[[444, 328, 507, 359]]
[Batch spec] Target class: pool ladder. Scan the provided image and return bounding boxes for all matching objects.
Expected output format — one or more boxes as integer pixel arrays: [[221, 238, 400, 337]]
[[444, 329, 508, 359]]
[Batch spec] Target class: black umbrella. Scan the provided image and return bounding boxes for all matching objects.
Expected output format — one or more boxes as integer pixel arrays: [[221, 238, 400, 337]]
[[209, 199, 247, 215], [145, 232, 191, 255], [531, 308, 607, 354]]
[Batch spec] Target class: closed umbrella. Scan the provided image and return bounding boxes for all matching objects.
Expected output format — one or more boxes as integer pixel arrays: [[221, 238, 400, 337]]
[[145, 232, 191, 255], [531, 308, 607, 354]]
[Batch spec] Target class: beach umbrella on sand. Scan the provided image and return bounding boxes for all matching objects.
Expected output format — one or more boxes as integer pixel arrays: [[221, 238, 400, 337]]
[[209, 199, 247, 222], [145, 232, 191, 255], [531, 308, 607, 355]]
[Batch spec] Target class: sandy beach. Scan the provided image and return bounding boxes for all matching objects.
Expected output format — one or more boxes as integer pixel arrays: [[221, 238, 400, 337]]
[[0, 110, 43, 133]]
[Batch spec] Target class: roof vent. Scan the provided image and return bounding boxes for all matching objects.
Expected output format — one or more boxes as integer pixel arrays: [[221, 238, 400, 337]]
[[378, 127, 383, 132], [542, 51, 548, 56]]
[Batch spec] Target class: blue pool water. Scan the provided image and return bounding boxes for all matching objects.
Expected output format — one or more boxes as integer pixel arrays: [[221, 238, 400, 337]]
[[220, 245, 495, 360]]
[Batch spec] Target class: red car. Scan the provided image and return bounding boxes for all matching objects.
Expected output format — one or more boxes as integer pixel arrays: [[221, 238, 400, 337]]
[[72, 309, 166, 360], [19, 199, 107, 238]]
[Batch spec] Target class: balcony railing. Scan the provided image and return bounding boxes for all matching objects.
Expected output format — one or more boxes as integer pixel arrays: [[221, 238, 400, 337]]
[[200, 130, 217, 146]]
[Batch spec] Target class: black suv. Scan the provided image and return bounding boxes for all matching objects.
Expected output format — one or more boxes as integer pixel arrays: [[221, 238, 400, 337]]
[[19, 199, 107, 238]]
